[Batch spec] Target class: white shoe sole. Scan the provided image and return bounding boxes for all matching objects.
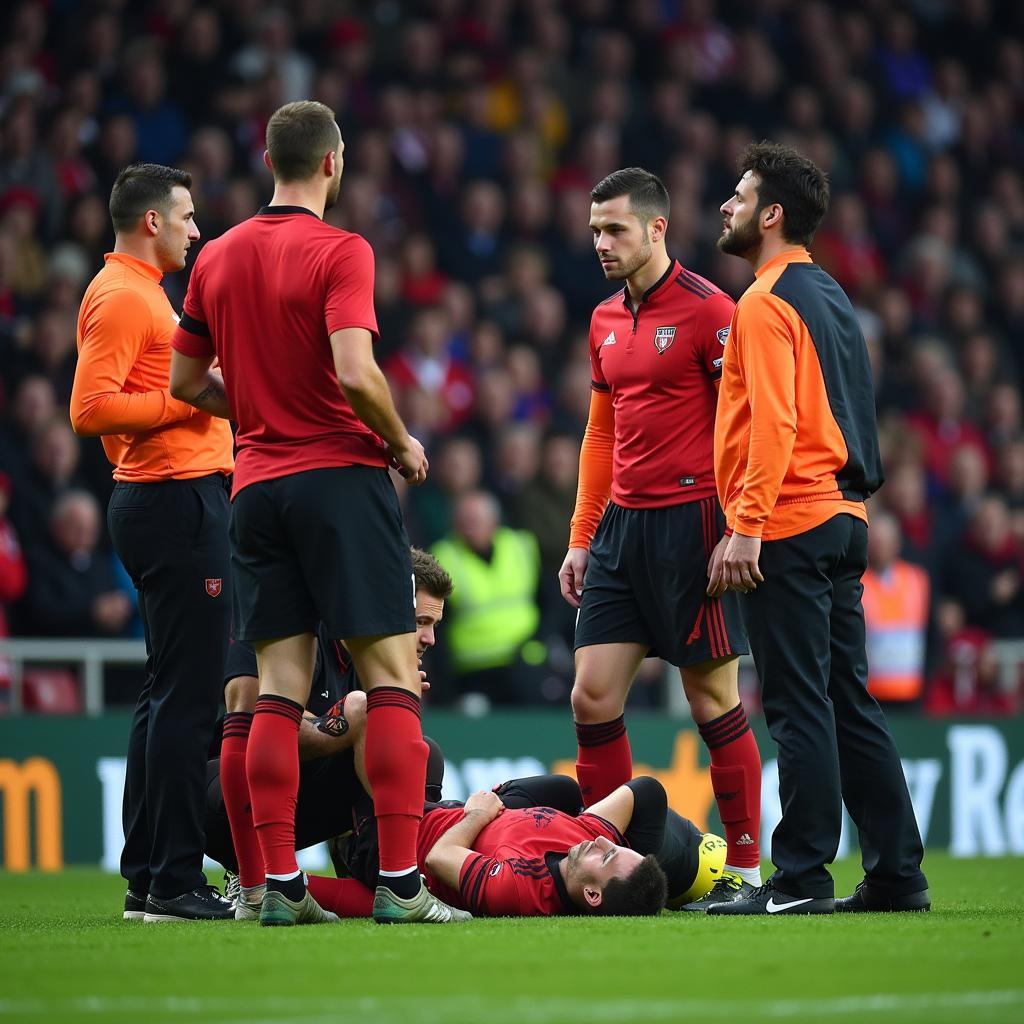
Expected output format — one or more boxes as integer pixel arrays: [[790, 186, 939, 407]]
[[122, 910, 146, 921]]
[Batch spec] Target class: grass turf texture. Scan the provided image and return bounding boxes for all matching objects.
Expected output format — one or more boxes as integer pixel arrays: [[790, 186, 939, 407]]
[[1, 855, 1021, 1024]]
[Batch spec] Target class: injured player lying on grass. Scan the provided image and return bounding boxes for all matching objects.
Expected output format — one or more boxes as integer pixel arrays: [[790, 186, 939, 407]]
[[210, 728, 729, 919]]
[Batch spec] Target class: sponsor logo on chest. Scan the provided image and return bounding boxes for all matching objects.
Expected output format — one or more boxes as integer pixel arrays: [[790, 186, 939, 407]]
[[653, 326, 676, 354]]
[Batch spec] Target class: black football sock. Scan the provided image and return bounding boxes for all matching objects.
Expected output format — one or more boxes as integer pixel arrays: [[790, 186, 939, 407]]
[[379, 867, 420, 899], [266, 872, 306, 902]]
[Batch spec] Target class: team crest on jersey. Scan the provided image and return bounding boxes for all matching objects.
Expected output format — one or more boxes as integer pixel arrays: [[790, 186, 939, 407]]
[[717, 326, 731, 345], [205, 578, 223, 597], [654, 326, 676, 354]]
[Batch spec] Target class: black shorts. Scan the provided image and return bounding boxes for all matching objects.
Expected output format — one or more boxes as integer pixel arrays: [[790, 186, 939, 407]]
[[575, 497, 748, 667], [224, 638, 258, 682], [230, 465, 416, 642]]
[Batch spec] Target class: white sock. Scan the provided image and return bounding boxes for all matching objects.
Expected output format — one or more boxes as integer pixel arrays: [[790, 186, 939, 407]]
[[726, 864, 762, 886], [266, 869, 302, 882], [379, 866, 418, 877]]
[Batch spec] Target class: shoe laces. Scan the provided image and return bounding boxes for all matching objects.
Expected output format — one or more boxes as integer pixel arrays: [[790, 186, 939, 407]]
[[223, 871, 240, 903], [713, 872, 745, 894], [199, 883, 232, 905]]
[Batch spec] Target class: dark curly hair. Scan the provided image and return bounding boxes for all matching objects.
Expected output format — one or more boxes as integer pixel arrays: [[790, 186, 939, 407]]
[[738, 141, 830, 246]]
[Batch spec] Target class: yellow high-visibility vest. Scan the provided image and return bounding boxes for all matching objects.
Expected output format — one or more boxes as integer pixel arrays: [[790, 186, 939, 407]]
[[432, 528, 540, 673]]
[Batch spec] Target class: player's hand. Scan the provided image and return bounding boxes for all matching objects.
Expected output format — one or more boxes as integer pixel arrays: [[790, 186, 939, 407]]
[[559, 546, 589, 608], [720, 532, 764, 593], [389, 435, 428, 486], [707, 536, 728, 596], [419, 668, 430, 693], [464, 790, 504, 823]]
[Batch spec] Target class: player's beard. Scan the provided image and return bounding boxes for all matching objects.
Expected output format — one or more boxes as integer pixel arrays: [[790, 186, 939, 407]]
[[325, 167, 342, 210], [603, 233, 653, 281], [718, 215, 762, 260]]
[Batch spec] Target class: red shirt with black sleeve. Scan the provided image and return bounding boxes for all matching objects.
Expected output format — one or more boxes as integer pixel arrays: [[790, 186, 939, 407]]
[[416, 806, 627, 917], [171, 206, 388, 498], [588, 259, 735, 507]]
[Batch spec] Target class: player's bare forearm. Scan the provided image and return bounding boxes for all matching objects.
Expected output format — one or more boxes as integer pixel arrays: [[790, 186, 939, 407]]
[[425, 791, 504, 887], [339, 363, 410, 452], [169, 352, 231, 419], [298, 713, 356, 762], [183, 372, 231, 419], [423, 810, 491, 889]]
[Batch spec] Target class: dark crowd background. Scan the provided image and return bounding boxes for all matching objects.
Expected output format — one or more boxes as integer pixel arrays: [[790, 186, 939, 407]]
[[1, 0, 1023, 717]]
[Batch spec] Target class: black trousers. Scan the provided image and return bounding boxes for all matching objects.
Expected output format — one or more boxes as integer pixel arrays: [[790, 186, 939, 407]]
[[108, 474, 231, 899], [742, 514, 926, 899]]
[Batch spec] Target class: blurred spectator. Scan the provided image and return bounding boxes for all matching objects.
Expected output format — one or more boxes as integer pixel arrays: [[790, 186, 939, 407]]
[[861, 510, 930, 706], [19, 489, 131, 637], [0, 374, 57, 487], [10, 418, 85, 550], [0, 473, 27, 697], [405, 435, 482, 546], [384, 305, 474, 434], [925, 615, 1019, 717], [431, 490, 542, 705], [942, 495, 1024, 640], [906, 366, 990, 489]]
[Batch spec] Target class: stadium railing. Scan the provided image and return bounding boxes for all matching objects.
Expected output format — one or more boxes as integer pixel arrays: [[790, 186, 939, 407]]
[[1, 638, 1022, 716]]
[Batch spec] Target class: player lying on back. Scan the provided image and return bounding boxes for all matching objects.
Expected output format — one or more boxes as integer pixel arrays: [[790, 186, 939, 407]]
[[306, 774, 728, 918]]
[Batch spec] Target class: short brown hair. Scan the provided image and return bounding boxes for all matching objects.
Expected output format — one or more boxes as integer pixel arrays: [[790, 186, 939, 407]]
[[738, 141, 830, 246], [591, 167, 670, 224], [595, 855, 668, 916], [265, 101, 341, 183], [109, 163, 191, 233], [411, 547, 453, 600]]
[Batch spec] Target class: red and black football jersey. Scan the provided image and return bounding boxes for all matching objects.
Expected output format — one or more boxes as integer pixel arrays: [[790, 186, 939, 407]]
[[588, 259, 735, 507], [416, 806, 628, 917], [172, 207, 388, 499]]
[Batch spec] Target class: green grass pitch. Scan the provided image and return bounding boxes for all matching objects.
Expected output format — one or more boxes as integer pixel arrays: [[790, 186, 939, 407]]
[[1, 855, 1021, 1024]]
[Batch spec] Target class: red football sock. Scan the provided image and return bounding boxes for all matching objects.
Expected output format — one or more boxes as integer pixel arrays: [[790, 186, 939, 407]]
[[698, 703, 762, 869], [220, 712, 264, 888], [246, 694, 303, 878], [305, 875, 374, 917], [575, 716, 632, 807], [364, 687, 427, 874]]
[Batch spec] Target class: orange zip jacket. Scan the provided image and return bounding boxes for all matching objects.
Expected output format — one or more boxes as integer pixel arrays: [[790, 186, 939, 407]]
[[714, 249, 882, 541], [71, 252, 234, 482]]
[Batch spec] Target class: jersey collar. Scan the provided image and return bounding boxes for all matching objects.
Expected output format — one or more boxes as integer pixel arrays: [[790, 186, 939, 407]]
[[546, 852, 580, 915], [621, 258, 679, 311], [104, 251, 163, 283], [257, 205, 321, 219], [754, 247, 812, 279]]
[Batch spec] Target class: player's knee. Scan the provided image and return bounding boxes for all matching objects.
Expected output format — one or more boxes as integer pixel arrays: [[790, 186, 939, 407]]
[[225, 675, 258, 714], [344, 689, 367, 732], [571, 679, 622, 723], [681, 657, 739, 721]]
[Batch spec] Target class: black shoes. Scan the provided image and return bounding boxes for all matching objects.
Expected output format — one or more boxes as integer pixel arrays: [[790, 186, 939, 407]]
[[706, 879, 835, 915], [143, 884, 235, 922], [836, 881, 931, 913], [123, 889, 147, 921], [677, 872, 758, 911]]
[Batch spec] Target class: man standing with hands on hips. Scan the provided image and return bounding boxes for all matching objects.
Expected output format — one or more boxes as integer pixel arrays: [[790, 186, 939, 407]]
[[72, 164, 235, 922], [708, 142, 929, 915]]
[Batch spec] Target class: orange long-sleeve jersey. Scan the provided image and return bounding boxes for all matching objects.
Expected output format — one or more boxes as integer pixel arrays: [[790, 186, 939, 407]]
[[714, 249, 883, 541], [71, 252, 233, 482]]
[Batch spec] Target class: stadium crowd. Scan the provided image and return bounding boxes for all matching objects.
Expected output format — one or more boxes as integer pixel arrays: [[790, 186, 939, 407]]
[[0, 0, 1023, 715]]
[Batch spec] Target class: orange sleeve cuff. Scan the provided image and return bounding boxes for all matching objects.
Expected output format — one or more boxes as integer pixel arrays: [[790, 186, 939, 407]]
[[568, 389, 614, 549]]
